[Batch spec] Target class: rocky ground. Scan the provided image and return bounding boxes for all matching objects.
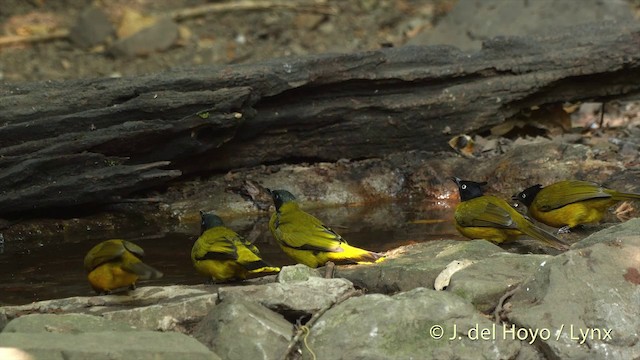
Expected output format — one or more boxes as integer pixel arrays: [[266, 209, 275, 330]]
[[2, 219, 640, 359]]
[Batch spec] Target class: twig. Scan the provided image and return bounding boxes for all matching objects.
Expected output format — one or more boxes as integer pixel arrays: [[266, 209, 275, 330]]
[[283, 288, 364, 360], [493, 285, 520, 323], [169, 1, 337, 21], [0, 29, 69, 47]]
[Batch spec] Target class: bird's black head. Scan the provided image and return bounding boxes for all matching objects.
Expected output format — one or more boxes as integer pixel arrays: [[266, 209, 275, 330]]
[[512, 184, 542, 207], [200, 211, 224, 233], [268, 189, 297, 210], [451, 177, 488, 201]]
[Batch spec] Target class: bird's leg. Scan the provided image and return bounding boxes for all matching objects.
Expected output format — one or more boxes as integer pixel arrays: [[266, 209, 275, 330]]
[[129, 283, 137, 291], [324, 261, 335, 279], [556, 226, 571, 235]]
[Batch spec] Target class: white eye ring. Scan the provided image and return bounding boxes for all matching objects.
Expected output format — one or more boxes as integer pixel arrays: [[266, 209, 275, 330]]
[[461, 184, 467, 189], [521, 194, 526, 198]]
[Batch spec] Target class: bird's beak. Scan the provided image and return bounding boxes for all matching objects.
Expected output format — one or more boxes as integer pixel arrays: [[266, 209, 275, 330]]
[[266, 188, 272, 195], [511, 193, 520, 201], [450, 176, 461, 185]]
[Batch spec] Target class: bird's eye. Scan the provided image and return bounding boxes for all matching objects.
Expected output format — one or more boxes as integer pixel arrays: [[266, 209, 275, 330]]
[[521, 194, 526, 198], [461, 184, 467, 189]]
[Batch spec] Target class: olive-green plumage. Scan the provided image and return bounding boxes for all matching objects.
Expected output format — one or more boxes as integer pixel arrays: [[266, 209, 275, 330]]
[[84, 239, 163, 294], [452, 177, 569, 251], [192, 212, 280, 282], [514, 180, 640, 229], [268, 189, 384, 268]]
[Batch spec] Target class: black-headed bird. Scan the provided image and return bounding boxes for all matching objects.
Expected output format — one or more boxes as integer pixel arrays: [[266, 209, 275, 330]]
[[513, 179, 640, 230], [268, 189, 384, 268], [84, 239, 163, 294], [192, 211, 280, 282], [451, 177, 569, 250]]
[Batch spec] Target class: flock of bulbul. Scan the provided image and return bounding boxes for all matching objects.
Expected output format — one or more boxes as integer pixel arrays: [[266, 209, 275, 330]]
[[84, 180, 640, 294]]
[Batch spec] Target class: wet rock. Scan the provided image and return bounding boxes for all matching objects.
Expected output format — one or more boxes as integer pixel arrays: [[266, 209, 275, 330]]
[[335, 240, 505, 293], [307, 288, 528, 359], [1, 285, 216, 331], [506, 219, 640, 359], [69, 5, 114, 48], [0, 331, 218, 360], [277, 263, 322, 283], [2, 313, 135, 333], [448, 253, 552, 312], [110, 17, 179, 57], [101, 293, 216, 332], [193, 298, 292, 360], [218, 268, 354, 315]]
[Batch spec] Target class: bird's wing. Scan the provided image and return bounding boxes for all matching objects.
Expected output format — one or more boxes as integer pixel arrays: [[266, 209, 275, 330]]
[[456, 201, 516, 229], [122, 240, 145, 259], [538, 180, 611, 211], [275, 211, 345, 252], [84, 240, 126, 271], [194, 230, 239, 261]]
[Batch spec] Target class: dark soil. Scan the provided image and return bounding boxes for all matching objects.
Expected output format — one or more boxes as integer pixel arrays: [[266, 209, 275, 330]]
[[0, 0, 452, 82]]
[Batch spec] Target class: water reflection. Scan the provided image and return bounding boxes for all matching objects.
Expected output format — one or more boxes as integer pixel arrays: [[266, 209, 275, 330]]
[[0, 200, 460, 305]]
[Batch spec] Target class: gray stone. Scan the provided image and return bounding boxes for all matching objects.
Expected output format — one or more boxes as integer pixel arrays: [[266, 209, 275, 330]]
[[110, 17, 179, 57], [218, 277, 354, 314], [1, 285, 217, 332], [69, 5, 114, 47], [193, 298, 292, 360], [335, 240, 506, 293], [573, 218, 640, 249], [448, 253, 552, 312], [2, 313, 135, 333], [102, 293, 216, 332], [409, 0, 634, 50], [277, 264, 322, 283], [0, 331, 219, 360], [307, 288, 528, 359], [507, 221, 640, 359]]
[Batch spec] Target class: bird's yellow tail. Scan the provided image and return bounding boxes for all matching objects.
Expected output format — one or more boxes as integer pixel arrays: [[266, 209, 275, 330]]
[[329, 244, 385, 264], [243, 260, 281, 274]]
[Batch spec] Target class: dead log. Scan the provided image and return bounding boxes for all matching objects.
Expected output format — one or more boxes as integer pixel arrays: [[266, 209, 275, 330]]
[[1, 21, 639, 215]]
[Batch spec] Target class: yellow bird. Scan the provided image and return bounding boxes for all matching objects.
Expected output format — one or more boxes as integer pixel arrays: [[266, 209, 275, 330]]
[[451, 177, 569, 251], [84, 239, 163, 294], [513, 179, 640, 230], [268, 189, 384, 268], [192, 212, 280, 282]]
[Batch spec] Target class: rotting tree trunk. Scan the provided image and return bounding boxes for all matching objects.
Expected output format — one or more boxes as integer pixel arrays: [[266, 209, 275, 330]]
[[1, 21, 640, 215]]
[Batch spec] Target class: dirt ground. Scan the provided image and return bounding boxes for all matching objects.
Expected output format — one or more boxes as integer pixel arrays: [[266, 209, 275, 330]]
[[0, 0, 453, 83]]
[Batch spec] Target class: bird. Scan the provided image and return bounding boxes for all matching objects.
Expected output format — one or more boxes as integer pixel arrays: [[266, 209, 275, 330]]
[[192, 211, 280, 282], [513, 179, 640, 230], [84, 239, 163, 294], [268, 189, 384, 268], [451, 177, 569, 250]]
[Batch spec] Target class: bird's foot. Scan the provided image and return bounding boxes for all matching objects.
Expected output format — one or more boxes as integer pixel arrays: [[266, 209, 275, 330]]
[[614, 201, 635, 221], [556, 226, 571, 235]]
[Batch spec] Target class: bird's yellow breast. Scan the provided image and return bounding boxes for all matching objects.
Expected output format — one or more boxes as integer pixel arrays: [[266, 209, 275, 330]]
[[193, 259, 247, 281], [454, 222, 522, 243], [87, 262, 139, 292], [531, 198, 616, 228]]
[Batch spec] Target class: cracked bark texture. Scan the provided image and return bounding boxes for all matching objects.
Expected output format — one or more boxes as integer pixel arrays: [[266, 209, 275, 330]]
[[1, 21, 639, 215]]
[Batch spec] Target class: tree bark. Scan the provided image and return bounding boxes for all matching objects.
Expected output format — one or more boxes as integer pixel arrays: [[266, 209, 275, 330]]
[[1, 21, 639, 215]]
